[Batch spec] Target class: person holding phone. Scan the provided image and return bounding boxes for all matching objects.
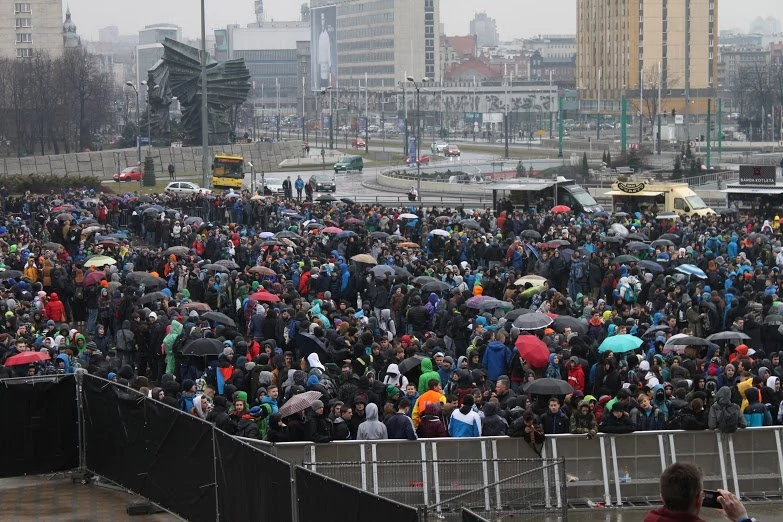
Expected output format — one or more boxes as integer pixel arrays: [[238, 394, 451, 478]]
[[644, 462, 754, 522]]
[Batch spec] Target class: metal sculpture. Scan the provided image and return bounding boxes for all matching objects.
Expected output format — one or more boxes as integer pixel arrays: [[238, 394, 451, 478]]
[[147, 38, 251, 146]]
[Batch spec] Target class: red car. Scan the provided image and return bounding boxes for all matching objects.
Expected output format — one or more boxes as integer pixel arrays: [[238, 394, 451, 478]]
[[113, 166, 144, 182], [444, 144, 461, 157], [406, 155, 430, 166], [351, 138, 366, 149]]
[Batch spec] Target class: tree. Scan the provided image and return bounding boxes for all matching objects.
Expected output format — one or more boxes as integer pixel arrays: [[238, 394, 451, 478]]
[[689, 156, 702, 176], [627, 148, 640, 172], [581, 152, 589, 179], [672, 154, 683, 180], [516, 161, 526, 177], [606, 151, 612, 168]]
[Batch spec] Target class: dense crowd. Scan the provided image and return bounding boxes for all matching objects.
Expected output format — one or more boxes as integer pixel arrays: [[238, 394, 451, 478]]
[[2, 186, 783, 449]]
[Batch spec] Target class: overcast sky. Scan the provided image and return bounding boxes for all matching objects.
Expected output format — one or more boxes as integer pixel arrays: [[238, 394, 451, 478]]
[[67, 0, 781, 41]]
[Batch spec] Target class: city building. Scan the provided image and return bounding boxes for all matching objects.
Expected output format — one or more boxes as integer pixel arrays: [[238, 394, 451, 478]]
[[525, 35, 576, 60], [62, 8, 79, 49], [309, 0, 441, 89], [469, 12, 498, 48], [577, 0, 719, 125], [440, 35, 477, 73], [529, 51, 576, 89], [749, 16, 781, 36], [0, 0, 63, 58], [135, 24, 181, 99]]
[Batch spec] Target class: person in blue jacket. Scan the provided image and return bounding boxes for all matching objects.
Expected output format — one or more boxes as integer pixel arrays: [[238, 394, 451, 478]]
[[481, 330, 512, 381]]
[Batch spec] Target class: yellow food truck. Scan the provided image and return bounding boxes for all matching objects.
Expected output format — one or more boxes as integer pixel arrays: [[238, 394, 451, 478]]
[[605, 180, 715, 216]]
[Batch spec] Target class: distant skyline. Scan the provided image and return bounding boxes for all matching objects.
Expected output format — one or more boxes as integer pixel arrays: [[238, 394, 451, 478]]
[[65, 0, 782, 41]]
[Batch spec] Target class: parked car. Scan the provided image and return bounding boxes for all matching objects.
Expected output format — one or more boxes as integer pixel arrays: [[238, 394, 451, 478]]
[[334, 155, 364, 173], [444, 144, 461, 157], [406, 155, 430, 167], [431, 141, 448, 153], [351, 138, 366, 149], [311, 173, 336, 192], [113, 166, 144, 182], [164, 181, 212, 195]]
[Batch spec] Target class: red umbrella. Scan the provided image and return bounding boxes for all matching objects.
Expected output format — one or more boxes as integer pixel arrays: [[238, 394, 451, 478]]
[[5, 351, 50, 366], [514, 335, 550, 369], [552, 205, 571, 213], [83, 271, 105, 287], [322, 226, 343, 234], [249, 291, 281, 303]]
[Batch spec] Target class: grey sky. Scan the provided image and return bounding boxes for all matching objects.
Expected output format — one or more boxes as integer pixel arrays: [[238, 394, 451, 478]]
[[66, 0, 781, 41]]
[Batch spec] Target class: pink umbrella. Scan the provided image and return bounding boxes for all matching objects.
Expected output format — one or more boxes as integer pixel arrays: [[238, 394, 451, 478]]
[[322, 227, 343, 234]]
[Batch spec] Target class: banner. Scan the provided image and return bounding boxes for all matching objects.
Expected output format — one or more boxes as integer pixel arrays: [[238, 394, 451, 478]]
[[311, 5, 338, 91], [407, 137, 418, 164], [358, 117, 367, 133]]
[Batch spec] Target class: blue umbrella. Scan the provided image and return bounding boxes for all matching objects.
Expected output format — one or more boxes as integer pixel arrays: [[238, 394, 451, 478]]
[[598, 334, 644, 353], [593, 211, 610, 219], [335, 230, 358, 239], [675, 264, 707, 279], [638, 260, 664, 273], [259, 231, 275, 239]]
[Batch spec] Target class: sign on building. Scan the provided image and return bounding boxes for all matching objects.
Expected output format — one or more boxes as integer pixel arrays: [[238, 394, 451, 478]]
[[739, 165, 777, 186]]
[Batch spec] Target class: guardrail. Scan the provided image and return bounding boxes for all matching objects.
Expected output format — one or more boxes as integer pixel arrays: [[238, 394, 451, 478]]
[[240, 427, 783, 508]]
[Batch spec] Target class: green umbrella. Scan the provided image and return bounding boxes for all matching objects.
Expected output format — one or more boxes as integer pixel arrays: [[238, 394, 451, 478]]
[[598, 334, 644, 353], [611, 254, 640, 264]]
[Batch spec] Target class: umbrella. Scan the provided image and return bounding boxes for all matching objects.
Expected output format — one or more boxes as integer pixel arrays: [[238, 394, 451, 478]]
[[430, 229, 450, 237], [552, 315, 588, 335], [626, 233, 649, 242], [551, 205, 571, 213], [393, 266, 413, 280], [4, 351, 50, 366], [397, 355, 426, 375], [351, 254, 377, 265], [659, 233, 680, 242], [706, 331, 751, 342], [434, 215, 452, 222], [399, 213, 418, 219], [626, 242, 650, 251], [371, 265, 394, 278], [601, 236, 624, 244], [249, 291, 281, 303], [666, 335, 710, 347], [259, 232, 276, 239], [523, 378, 573, 396], [370, 231, 389, 240], [655, 212, 679, 220], [612, 254, 640, 264], [548, 239, 572, 247], [763, 314, 783, 326], [322, 226, 343, 234], [202, 311, 236, 327], [413, 276, 440, 285], [216, 259, 240, 270], [514, 335, 550, 368], [513, 312, 554, 331], [82, 271, 106, 287], [593, 211, 610, 219], [43, 242, 65, 251], [520, 230, 541, 240], [180, 302, 211, 312], [182, 338, 224, 357], [388, 235, 406, 242], [139, 291, 168, 305], [478, 299, 513, 310], [164, 246, 190, 256], [459, 219, 481, 230], [504, 308, 533, 321], [650, 239, 675, 249], [316, 194, 337, 202], [184, 216, 204, 226], [466, 295, 496, 309], [515, 274, 548, 286], [610, 223, 629, 237], [55, 212, 75, 222], [126, 272, 167, 289], [344, 217, 363, 225], [340, 198, 355, 205], [276, 231, 302, 240], [598, 334, 644, 353], [335, 230, 358, 240], [0, 269, 22, 280], [638, 260, 664, 273], [421, 280, 450, 293], [613, 211, 629, 218], [279, 390, 324, 418], [398, 242, 420, 249], [262, 240, 283, 247], [249, 266, 276, 276], [202, 263, 229, 273], [84, 255, 117, 268], [675, 264, 707, 279], [642, 325, 671, 338]]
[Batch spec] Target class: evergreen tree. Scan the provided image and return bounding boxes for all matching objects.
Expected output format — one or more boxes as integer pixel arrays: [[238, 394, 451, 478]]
[[516, 161, 526, 178], [672, 154, 683, 180], [606, 151, 612, 168], [581, 152, 590, 178]]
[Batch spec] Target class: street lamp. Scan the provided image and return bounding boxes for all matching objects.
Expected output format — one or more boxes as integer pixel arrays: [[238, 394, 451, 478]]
[[141, 80, 153, 153], [406, 75, 429, 204], [125, 81, 140, 163], [200, 0, 210, 188]]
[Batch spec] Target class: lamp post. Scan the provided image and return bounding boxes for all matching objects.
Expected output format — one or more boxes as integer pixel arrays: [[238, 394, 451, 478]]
[[407, 76, 429, 204], [141, 80, 153, 152], [125, 81, 140, 164], [275, 77, 280, 141], [200, 0, 210, 188]]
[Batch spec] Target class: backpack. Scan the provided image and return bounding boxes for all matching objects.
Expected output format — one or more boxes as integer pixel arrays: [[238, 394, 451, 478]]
[[716, 406, 740, 433], [666, 408, 694, 430], [171, 331, 188, 356]]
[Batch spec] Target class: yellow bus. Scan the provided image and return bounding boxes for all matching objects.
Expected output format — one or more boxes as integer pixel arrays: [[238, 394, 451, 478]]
[[212, 154, 244, 189]]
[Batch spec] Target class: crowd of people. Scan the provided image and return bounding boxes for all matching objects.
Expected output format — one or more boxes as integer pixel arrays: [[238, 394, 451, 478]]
[[2, 185, 783, 449]]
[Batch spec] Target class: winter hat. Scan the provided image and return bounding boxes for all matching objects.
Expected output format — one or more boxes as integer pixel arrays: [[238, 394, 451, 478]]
[[353, 393, 368, 406], [222, 346, 234, 356], [311, 400, 324, 411], [182, 379, 195, 391], [148, 312, 157, 320], [639, 361, 650, 372]]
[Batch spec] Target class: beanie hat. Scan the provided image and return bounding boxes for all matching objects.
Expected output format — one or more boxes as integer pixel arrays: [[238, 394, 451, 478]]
[[311, 400, 324, 410], [148, 312, 157, 320], [182, 379, 195, 391], [353, 393, 368, 405], [86, 341, 97, 350], [222, 347, 234, 356]]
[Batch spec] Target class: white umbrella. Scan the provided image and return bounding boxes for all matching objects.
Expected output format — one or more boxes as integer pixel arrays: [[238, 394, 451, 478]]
[[430, 229, 450, 237], [399, 213, 418, 219], [515, 274, 548, 286], [610, 223, 629, 237]]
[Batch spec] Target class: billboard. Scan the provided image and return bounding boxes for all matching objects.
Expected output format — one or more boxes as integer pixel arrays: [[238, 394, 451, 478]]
[[739, 165, 777, 186], [311, 5, 338, 91]]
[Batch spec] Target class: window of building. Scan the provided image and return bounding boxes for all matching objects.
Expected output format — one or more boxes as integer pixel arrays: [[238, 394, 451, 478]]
[[15, 18, 31, 28], [16, 33, 32, 44], [16, 48, 32, 58], [15, 3, 30, 13]]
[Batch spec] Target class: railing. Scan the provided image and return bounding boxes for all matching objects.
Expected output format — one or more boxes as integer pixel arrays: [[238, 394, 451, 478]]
[[681, 170, 739, 187]]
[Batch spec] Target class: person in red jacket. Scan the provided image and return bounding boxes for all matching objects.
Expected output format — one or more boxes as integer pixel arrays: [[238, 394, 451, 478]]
[[45, 292, 66, 323], [567, 356, 586, 393]]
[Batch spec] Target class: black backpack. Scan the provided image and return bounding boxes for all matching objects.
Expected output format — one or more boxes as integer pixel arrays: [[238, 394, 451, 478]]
[[716, 406, 740, 433]]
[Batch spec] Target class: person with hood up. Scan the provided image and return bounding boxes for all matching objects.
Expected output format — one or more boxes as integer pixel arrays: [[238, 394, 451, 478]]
[[448, 393, 482, 437], [412, 379, 446, 428], [162, 319, 183, 375], [569, 399, 598, 438], [545, 353, 562, 379], [480, 401, 508, 436], [708, 386, 745, 432], [356, 402, 388, 440], [45, 292, 66, 323], [416, 402, 448, 438], [383, 363, 408, 389], [417, 357, 441, 393], [742, 387, 772, 427], [599, 402, 635, 434], [482, 331, 512, 381], [115, 319, 135, 369], [566, 356, 586, 393]]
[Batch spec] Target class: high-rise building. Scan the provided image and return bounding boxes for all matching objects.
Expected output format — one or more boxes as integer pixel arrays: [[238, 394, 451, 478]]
[[0, 0, 63, 58], [577, 0, 718, 121], [469, 12, 498, 48], [309, 0, 440, 89], [136, 24, 182, 100]]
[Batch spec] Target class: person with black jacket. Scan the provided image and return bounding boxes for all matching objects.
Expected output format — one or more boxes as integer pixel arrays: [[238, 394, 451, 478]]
[[541, 397, 570, 434], [304, 400, 332, 442], [599, 402, 635, 434], [207, 395, 235, 435]]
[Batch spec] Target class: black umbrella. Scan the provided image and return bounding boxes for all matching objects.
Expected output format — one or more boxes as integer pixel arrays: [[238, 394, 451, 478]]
[[183, 338, 224, 356], [316, 194, 337, 202], [393, 266, 413, 280], [421, 280, 450, 293], [340, 198, 355, 205], [202, 263, 229, 273], [523, 378, 573, 396], [371, 265, 394, 278], [460, 219, 481, 230], [0, 269, 23, 280], [202, 311, 236, 327], [642, 325, 671, 338], [666, 335, 710, 346], [216, 259, 240, 270], [126, 271, 166, 288], [413, 276, 439, 285], [370, 231, 390, 240], [552, 315, 588, 335], [513, 312, 553, 330], [504, 308, 533, 321], [638, 260, 664, 273], [625, 233, 649, 242], [764, 314, 783, 326], [659, 233, 680, 242], [276, 230, 302, 240], [164, 246, 190, 256], [650, 239, 675, 249], [398, 355, 426, 375], [706, 331, 750, 342], [294, 332, 346, 362], [521, 230, 541, 240], [139, 291, 168, 305], [601, 236, 623, 244]]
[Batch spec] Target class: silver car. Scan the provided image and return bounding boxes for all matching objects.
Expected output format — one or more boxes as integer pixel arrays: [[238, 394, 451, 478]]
[[164, 181, 212, 195]]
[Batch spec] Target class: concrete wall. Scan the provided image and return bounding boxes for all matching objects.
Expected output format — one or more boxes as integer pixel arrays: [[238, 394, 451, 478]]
[[0, 141, 304, 180], [376, 167, 494, 196]]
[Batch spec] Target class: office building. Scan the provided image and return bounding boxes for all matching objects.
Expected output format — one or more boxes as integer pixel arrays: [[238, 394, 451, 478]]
[[136, 24, 181, 99], [0, 0, 63, 58], [470, 12, 499, 48], [577, 0, 718, 120], [309, 0, 440, 89]]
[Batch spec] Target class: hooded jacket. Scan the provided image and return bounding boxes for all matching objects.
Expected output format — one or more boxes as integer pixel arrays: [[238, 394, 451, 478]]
[[417, 358, 442, 394], [382, 363, 409, 389], [482, 340, 512, 381], [162, 320, 183, 375], [115, 320, 135, 352], [448, 402, 482, 437], [708, 386, 746, 430], [480, 402, 508, 436], [569, 400, 598, 437], [742, 387, 771, 427], [356, 403, 388, 440], [45, 293, 66, 323]]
